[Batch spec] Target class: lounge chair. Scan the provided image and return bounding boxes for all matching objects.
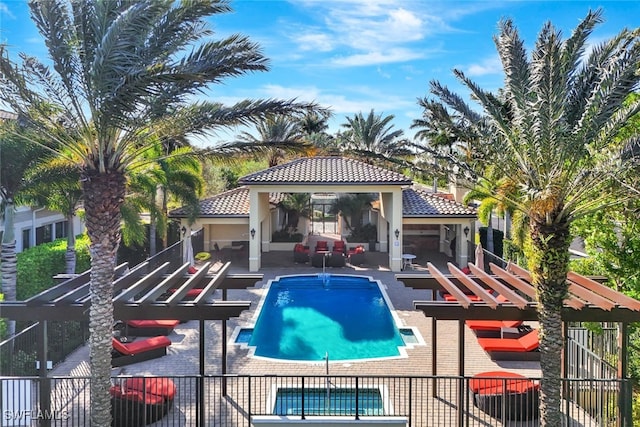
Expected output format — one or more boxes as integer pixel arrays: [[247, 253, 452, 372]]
[[469, 371, 539, 421], [465, 320, 524, 338], [293, 244, 310, 263], [111, 377, 176, 427], [112, 336, 172, 367], [476, 329, 540, 361], [125, 320, 179, 336], [347, 245, 366, 266]]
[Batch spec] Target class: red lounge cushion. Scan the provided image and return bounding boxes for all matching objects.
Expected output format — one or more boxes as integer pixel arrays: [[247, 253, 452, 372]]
[[469, 371, 538, 395], [443, 293, 483, 302], [466, 320, 523, 331], [124, 378, 176, 400], [127, 320, 180, 329], [112, 336, 172, 356], [188, 266, 197, 274], [110, 387, 165, 405], [315, 241, 328, 249], [477, 330, 539, 352]]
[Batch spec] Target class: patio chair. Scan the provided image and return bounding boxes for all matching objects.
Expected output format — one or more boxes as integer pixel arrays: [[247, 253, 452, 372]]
[[469, 371, 539, 421], [328, 252, 346, 267], [476, 329, 540, 361], [332, 240, 346, 255], [347, 245, 366, 266], [293, 244, 310, 263], [111, 336, 172, 367], [125, 320, 179, 336], [315, 240, 329, 252], [311, 252, 327, 268], [110, 377, 176, 427]]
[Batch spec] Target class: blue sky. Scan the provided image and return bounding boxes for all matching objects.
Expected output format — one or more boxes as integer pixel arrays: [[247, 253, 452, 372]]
[[1, 0, 639, 143]]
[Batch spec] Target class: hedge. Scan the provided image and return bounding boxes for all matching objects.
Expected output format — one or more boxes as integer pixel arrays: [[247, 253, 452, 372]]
[[16, 234, 91, 300]]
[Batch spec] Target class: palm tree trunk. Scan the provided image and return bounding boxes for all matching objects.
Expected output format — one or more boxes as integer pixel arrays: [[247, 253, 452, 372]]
[[83, 171, 126, 427], [529, 216, 570, 426], [1, 200, 17, 338], [65, 214, 76, 274]]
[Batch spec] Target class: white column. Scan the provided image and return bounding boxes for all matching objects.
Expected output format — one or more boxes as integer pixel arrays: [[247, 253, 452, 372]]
[[389, 189, 403, 272], [249, 189, 261, 272]]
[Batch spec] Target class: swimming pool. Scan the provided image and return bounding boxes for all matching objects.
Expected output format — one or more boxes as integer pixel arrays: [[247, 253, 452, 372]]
[[273, 387, 385, 416], [244, 274, 406, 361]]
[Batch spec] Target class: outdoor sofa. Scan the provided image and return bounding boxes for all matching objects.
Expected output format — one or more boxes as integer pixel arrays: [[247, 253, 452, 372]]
[[293, 243, 310, 263], [111, 336, 172, 367], [110, 377, 176, 426], [469, 371, 539, 421]]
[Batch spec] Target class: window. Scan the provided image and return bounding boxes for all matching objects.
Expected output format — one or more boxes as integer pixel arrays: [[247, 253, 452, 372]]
[[55, 221, 68, 239], [22, 229, 31, 250], [36, 224, 53, 245]]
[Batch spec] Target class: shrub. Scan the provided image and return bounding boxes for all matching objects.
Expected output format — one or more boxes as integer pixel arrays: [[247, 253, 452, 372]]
[[17, 234, 91, 300], [346, 224, 377, 242], [271, 230, 303, 242]]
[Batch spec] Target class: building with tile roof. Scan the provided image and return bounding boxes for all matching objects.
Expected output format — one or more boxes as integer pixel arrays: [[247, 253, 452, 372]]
[[170, 157, 477, 271]]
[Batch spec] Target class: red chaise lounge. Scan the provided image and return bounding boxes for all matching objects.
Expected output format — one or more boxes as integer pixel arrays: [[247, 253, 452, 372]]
[[112, 336, 172, 367], [465, 320, 524, 338], [111, 377, 176, 426], [476, 329, 540, 361], [126, 320, 180, 336]]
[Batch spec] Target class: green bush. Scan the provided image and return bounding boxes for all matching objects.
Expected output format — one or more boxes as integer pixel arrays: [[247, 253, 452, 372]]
[[271, 230, 303, 242], [346, 224, 377, 242], [17, 234, 91, 300]]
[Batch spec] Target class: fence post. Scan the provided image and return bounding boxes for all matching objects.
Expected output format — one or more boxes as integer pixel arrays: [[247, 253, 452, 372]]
[[37, 321, 51, 427]]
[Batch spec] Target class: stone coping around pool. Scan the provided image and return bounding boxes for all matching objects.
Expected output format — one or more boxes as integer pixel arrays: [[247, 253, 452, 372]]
[[230, 273, 425, 364], [266, 383, 393, 417], [251, 416, 408, 426]]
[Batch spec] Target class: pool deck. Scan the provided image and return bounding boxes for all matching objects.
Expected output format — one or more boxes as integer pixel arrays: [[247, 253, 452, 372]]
[[53, 249, 541, 379], [47, 249, 549, 426]]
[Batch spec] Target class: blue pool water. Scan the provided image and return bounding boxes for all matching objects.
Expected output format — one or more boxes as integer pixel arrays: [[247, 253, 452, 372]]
[[274, 387, 384, 416], [248, 274, 405, 361]]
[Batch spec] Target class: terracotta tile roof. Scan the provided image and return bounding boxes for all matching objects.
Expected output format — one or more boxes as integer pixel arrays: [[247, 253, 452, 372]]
[[238, 156, 412, 186], [172, 185, 476, 219], [403, 185, 476, 217], [169, 187, 285, 218]]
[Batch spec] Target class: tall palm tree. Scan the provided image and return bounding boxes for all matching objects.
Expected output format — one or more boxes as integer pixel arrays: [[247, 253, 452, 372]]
[[419, 11, 640, 425], [20, 158, 83, 274], [0, 1, 316, 424], [238, 114, 309, 167], [0, 121, 48, 337], [339, 110, 412, 166]]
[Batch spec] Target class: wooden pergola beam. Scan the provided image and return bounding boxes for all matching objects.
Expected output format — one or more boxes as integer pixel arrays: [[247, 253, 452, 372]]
[[427, 263, 472, 307]]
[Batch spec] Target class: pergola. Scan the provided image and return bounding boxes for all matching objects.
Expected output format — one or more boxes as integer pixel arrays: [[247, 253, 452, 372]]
[[396, 261, 640, 424], [0, 260, 262, 421]]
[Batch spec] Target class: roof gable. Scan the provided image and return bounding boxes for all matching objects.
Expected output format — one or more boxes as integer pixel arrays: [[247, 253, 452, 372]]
[[403, 186, 476, 217]]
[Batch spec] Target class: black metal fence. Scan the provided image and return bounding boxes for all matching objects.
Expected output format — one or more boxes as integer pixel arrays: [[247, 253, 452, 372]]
[[147, 228, 204, 271], [0, 375, 631, 426], [0, 321, 88, 376]]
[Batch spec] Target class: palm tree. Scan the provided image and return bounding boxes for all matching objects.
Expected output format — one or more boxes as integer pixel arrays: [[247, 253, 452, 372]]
[[278, 193, 311, 232], [419, 11, 640, 425], [339, 110, 412, 165], [0, 121, 48, 337], [238, 114, 310, 167], [0, 1, 316, 424], [330, 193, 375, 231], [20, 157, 83, 274]]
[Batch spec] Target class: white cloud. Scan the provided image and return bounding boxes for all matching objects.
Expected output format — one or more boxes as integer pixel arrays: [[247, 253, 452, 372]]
[[0, 2, 15, 19], [465, 55, 503, 76], [331, 48, 423, 67], [295, 33, 334, 52]]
